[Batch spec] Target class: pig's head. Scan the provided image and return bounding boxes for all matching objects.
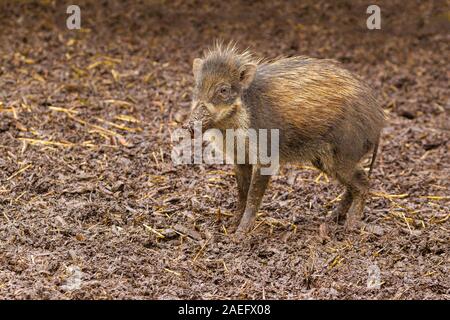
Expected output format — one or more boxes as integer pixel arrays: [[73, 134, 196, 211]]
[[185, 43, 257, 134]]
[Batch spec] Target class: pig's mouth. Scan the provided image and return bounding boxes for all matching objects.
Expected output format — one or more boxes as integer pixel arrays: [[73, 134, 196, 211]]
[[182, 119, 212, 138]]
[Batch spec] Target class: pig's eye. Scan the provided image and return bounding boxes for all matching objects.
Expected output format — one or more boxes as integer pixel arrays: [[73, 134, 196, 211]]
[[217, 85, 230, 98]]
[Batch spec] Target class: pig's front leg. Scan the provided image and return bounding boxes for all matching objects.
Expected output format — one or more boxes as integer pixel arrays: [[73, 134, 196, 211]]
[[231, 164, 253, 228], [236, 166, 271, 234]]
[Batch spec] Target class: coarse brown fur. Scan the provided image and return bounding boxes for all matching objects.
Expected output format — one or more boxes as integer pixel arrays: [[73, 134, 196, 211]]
[[187, 42, 385, 235]]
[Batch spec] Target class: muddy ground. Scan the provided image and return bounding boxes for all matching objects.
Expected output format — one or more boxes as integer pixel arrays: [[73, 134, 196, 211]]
[[0, 0, 448, 299]]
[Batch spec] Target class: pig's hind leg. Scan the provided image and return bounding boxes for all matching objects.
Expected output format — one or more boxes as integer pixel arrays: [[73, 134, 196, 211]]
[[335, 166, 369, 230], [312, 155, 352, 224], [329, 190, 353, 224]]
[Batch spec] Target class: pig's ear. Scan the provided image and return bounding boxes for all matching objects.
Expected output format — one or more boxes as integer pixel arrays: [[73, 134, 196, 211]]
[[192, 58, 203, 78], [239, 64, 257, 89]]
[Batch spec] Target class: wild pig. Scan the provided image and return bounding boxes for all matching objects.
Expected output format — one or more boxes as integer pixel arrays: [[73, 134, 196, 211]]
[[185, 43, 384, 235]]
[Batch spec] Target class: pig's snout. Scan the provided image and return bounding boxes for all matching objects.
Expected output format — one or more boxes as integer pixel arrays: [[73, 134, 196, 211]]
[[184, 102, 211, 136]]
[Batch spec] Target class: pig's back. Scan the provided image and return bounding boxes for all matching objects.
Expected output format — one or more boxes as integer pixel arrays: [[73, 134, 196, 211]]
[[244, 56, 384, 160]]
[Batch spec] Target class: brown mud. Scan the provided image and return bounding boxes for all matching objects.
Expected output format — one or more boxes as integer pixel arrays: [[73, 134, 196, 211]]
[[0, 1, 448, 299]]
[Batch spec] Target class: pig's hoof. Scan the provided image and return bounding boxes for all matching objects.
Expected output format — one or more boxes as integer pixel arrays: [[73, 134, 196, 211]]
[[232, 230, 246, 242], [228, 214, 242, 230], [328, 207, 347, 224], [344, 219, 362, 233], [235, 223, 252, 235]]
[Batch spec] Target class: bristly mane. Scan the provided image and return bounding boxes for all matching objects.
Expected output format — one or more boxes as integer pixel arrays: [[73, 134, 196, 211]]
[[202, 40, 259, 68]]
